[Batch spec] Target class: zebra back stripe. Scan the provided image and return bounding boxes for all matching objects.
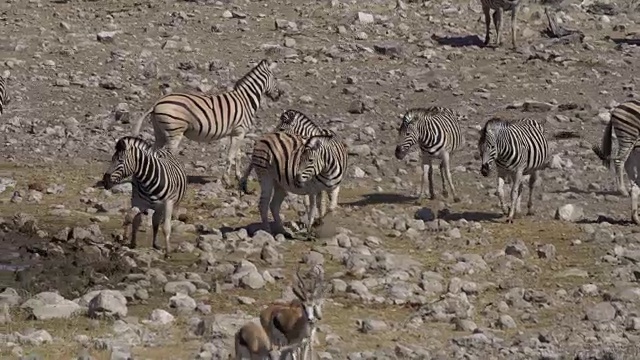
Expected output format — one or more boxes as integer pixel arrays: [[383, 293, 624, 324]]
[[132, 59, 278, 139], [251, 132, 306, 188], [398, 107, 464, 155], [110, 136, 187, 204], [480, 118, 549, 172]]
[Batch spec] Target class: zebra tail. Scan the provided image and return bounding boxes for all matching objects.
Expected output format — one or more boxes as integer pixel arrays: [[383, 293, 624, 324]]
[[131, 107, 154, 136], [592, 120, 613, 168], [238, 162, 255, 195]]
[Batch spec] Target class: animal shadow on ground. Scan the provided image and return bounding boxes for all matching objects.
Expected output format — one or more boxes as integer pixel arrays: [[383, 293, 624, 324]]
[[576, 215, 634, 226], [187, 175, 213, 185], [219, 221, 315, 240], [438, 210, 503, 222], [550, 187, 620, 196], [431, 34, 484, 47], [609, 38, 640, 46], [344, 193, 417, 207]]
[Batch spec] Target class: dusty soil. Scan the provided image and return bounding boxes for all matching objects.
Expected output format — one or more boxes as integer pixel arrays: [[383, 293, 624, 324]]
[[1, 0, 640, 359]]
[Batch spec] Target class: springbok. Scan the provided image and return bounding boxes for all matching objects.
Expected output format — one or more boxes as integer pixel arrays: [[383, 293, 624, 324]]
[[234, 320, 296, 360], [259, 265, 327, 360]]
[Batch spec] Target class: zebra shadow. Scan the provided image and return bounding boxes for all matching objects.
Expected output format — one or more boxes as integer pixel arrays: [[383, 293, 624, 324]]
[[187, 175, 213, 185], [438, 211, 503, 222], [549, 188, 621, 196], [609, 38, 640, 46], [431, 34, 484, 48], [344, 193, 418, 207], [575, 215, 634, 226]]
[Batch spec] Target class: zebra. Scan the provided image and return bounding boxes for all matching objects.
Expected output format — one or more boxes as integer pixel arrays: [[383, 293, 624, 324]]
[[592, 100, 640, 197], [275, 109, 335, 138], [131, 59, 281, 186], [594, 145, 640, 225], [478, 117, 549, 223], [394, 107, 465, 202], [102, 136, 187, 258], [479, 0, 521, 49], [239, 132, 348, 237], [0, 75, 9, 115]]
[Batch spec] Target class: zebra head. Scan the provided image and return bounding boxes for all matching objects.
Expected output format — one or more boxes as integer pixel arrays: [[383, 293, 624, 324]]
[[294, 134, 334, 188], [277, 110, 334, 138], [395, 111, 418, 160], [103, 136, 150, 189], [233, 59, 282, 101], [478, 119, 502, 177]]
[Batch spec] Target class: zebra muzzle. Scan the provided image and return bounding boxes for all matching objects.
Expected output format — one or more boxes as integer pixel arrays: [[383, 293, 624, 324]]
[[102, 173, 114, 190], [480, 164, 491, 177], [395, 147, 407, 160]]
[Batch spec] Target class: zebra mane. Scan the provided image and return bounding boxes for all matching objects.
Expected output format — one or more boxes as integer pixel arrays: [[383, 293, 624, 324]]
[[278, 109, 336, 137], [234, 59, 270, 90], [402, 106, 453, 128], [115, 136, 157, 155]]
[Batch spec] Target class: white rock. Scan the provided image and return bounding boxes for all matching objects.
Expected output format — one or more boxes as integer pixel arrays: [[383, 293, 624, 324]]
[[555, 204, 584, 222], [149, 309, 175, 325]]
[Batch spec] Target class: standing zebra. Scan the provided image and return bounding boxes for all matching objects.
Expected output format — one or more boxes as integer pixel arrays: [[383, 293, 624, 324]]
[[103, 136, 187, 258], [0, 75, 8, 115], [592, 100, 640, 197], [594, 146, 640, 225], [480, 0, 521, 49], [131, 59, 281, 186], [275, 109, 334, 138], [394, 107, 464, 202], [239, 132, 348, 237], [275, 109, 336, 224], [478, 117, 549, 223]]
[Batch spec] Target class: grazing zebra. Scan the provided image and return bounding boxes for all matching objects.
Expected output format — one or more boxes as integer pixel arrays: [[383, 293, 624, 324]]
[[480, 0, 521, 49], [239, 132, 348, 237], [592, 100, 640, 197], [594, 146, 640, 224], [102, 136, 187, 258], [131, 59, 281, 186], [478, 117, 549, 223], [394, 107, 465, 202], [0, 76, 8, 115]]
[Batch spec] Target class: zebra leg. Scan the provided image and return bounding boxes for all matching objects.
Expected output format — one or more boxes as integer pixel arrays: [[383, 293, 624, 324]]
[[440, 153, 460, 202], [162, 200, 174, 258], [614, 138, 636, 197], [527, 171, 540, 216], [496, 174, 508, 215], [327, 186, 340, 213], [507, 170, 524, 223], [514, 178, 525, 216], [270, 185, 291, 238], [510, 6, 519, 49], [151, 208, 164, 251], [225, 131, 246, 187], [632, 182, 640, 224], [493, 7, 504, 46], [258, 177, 274, 233], [306, 193, 318, 232], [129, 210, 143, 249], [482, 5, 491, 46]]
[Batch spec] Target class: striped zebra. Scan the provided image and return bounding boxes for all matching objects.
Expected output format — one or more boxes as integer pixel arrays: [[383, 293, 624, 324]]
[[593, 146, 640, 224], [395, 107, 464, 202], [592, 100, 640, 197], [239, 132, 348, 237], [480, 0, 521, 49], [131, 59, 281, 186], [478, 117, 549, 223], [0, 76, 8, 115], [275, 109, 335, 138], [102, 136, 187, 258]]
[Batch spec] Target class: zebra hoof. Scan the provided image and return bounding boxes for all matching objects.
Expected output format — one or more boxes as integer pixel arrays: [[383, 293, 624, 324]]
[[505, 218, 514, 224], [453, 196, 461, 203], [153, 244, 161, 251]]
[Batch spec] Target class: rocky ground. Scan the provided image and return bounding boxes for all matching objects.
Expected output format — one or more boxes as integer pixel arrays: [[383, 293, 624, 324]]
[[1, 0, 640, 359]]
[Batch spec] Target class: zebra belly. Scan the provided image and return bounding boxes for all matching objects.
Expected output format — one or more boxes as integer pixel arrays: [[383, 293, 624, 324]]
[[182, 126, 234, 143], [132, 189, 166, 214], [278, 179, 333, 196]]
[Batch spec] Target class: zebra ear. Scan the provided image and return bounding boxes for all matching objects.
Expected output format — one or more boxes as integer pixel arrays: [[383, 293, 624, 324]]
[[115, 138, 127, 151]]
